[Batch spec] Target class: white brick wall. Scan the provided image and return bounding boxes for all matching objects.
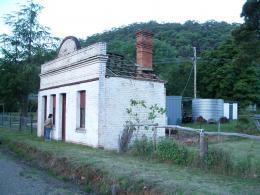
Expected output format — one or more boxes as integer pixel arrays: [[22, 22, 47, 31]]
[[38, 40, 166, 150], [40, 62, 100, 89], [38, 81, 100, 147], [41, 42, 106, 74], [38, 42, 106, 147], [100, 77, 166, 150]]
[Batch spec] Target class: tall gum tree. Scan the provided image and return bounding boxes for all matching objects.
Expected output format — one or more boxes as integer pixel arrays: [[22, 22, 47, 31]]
[[0, 0, 58, 116]]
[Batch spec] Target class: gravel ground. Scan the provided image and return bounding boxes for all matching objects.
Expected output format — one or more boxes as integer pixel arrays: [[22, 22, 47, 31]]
[[0, 150, 88, 195]]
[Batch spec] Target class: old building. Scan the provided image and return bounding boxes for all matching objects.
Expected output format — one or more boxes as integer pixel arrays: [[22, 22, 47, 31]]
[[37, 30, 166, 150]]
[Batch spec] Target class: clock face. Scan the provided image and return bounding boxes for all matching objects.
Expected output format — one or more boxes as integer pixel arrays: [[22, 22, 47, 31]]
[[58, 37, 80, 57]]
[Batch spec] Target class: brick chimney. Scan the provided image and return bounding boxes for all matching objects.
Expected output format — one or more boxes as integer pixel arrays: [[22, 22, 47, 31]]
[[136, 30, 153, 71]]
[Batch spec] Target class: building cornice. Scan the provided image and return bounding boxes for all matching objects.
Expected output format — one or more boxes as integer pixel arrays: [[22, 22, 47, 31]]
[[39, 77, 99, 91]]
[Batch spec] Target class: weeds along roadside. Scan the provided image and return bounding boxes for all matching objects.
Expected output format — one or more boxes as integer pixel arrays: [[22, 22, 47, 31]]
[[129, 136, 260, 179], [1, 128, 260, 194]]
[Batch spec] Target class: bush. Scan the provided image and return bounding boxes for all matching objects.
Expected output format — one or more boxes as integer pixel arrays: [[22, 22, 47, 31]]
[[130, 136, 154, 158], [119, 124, 134, 153], [204, 146, 233, 175], [236, 115, 257, 134], [219, 116, 229, 124], [156, 138, 189, 165], [207, 118, 217, 124], [196, 116, 207, 123], [182, 116, 192, 123]]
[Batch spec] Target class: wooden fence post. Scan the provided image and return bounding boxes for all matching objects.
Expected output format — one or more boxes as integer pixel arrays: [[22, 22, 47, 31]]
[[200, 129, 208, 158], [153, 125, 158, 151]]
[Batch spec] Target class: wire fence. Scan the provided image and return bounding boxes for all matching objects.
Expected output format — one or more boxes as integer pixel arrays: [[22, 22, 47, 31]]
[[130, 123, 260, 158], [0, 113, 37, 134]]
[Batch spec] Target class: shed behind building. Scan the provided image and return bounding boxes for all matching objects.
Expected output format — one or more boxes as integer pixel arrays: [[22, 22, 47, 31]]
[[166, 96, 182, 125]]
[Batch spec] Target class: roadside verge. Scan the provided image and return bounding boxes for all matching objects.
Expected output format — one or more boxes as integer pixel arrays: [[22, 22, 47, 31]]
[[0, 129, 260, 194]]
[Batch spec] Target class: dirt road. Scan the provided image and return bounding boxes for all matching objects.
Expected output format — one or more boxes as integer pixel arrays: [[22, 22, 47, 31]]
[[0, 150, 88, 195]]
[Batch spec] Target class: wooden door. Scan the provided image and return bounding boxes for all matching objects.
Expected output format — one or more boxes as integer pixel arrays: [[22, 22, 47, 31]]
[[44, 96, 47, 121], [62, 94, 66, 141]]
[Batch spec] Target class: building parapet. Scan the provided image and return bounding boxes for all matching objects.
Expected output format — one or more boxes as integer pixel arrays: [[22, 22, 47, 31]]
[[41, 42, 106, 74]]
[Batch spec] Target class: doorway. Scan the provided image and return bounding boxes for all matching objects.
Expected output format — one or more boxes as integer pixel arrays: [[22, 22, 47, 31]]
[[61, 94, 66, 141]]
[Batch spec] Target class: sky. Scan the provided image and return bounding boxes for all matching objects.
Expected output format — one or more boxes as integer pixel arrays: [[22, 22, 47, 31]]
[[0, 0, 246, 39]]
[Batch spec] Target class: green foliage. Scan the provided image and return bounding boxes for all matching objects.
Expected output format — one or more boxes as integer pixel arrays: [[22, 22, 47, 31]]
[[235, 153, 260, 178], [126, 99, 166, 125], [198, 39, 239, 100], [156, 138, 189, 165], [198, 14, 260, 106], [206, 142, 260, 179], [2, 129, 260, 193], [0, 1, 57, 113], [236, 114, 258, 134], [166, 58, 193, 97], [82, 21, 237, 96], [120, 99, 165, 153], [148, 104, 166, 122], [204, 147, 233, 175], [82, 8, 259, 105], [183, 120, 238, 132], [241, 0, 260, 32], [130, 136, 154, 158], [231, 0, 260, 107]]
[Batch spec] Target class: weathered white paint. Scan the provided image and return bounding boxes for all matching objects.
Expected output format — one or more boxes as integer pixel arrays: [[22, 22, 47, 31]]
[[38, 81, 100, 147], [100, 77, 166, 149], [38, 37, 166, 150]]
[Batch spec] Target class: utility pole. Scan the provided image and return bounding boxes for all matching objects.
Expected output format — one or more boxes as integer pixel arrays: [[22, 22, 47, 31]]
[[193, 47, 197, 99]]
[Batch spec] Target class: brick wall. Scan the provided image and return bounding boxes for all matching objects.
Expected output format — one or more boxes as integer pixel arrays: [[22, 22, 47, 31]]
[[100, 77, 166, 150], [38, 39, 166, 150], [38, 42, 107, 147]]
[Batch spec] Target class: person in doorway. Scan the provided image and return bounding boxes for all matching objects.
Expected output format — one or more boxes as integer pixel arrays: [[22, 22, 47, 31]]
[[44, 114, 53, 141]]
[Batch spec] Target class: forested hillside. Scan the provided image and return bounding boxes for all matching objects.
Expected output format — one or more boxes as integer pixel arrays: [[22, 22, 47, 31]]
[[81, 21, 239, 97], [0, 0, 259, 113]]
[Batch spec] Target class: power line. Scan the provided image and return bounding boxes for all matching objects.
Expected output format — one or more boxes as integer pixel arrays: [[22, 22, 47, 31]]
[[180, 63, 194, 97]]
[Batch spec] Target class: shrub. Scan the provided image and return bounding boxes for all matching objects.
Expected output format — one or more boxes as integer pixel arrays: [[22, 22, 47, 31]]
[[118, 124, 134, 153], [182, 115, 192, 123], [236, 115, 257, 134], [130, 135, 154, 158], [156, 138, 189, 165], [219, 116, 229, 124], [207, 118, 217, 124], [204, 146, 233, 175], [196, 116, 207, 123]]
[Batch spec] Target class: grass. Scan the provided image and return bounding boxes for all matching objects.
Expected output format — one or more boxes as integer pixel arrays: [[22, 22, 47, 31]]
[[0, 128, 260, 194], [212, 140, 260, 177], [182, 120, 238, 132], [213, 140, 260, 162]]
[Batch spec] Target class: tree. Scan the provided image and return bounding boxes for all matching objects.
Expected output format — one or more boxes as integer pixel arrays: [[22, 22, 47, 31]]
[[81, 20, 237, 96], [196, 0, 260, 108], [241, 0, 260, 32], [198, 39, 238, 100], [231, 0, 260, 107], [0, 0, 57, 115]]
